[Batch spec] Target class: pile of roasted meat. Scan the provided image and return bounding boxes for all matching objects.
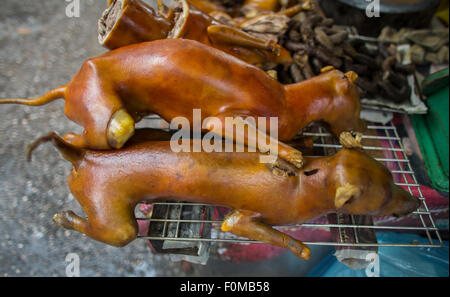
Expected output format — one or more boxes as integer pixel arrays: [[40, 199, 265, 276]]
[[0, 0, 421, 259]]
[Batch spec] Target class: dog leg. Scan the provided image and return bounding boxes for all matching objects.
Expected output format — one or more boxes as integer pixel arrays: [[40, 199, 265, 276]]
[[52, 203, 138, 247], [207, 25, 281, 55], [62, 132, 89, 149], [205, 114, 304, 168], [53, 210, 88, 231], [221, 210, 311, 260], [279, 1, 313, 17], [339, 131, 363, 149]]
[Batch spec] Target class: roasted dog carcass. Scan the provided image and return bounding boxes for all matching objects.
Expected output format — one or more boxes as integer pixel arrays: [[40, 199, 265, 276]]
[[0, 39, 365, 168], [27, 129, 419, 260], [99, 0, 292, 68]]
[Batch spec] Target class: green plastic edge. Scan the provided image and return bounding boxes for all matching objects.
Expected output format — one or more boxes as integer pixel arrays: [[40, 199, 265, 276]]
[[426, 87, 449, 176], [410, 113, 449, 192], [422, 68, 450, 96]]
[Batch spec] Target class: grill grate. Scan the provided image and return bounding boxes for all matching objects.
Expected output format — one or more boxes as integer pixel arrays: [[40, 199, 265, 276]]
[[137, 121, 443, 248]]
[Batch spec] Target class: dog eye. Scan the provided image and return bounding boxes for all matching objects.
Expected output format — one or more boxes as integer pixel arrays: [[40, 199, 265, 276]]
[[346, 195, 355, 205], [304, 169, 319, 176]]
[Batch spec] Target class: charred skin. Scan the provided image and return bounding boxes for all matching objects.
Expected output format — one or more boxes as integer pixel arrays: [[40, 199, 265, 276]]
[[0, 39, 364, 167], [29, 130, 420, 259]]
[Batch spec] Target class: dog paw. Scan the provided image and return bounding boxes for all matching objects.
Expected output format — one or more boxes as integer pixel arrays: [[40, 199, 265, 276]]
[[340, 132, 363, 149], [284, 236, 311, 260], [285, 151, 304, 169], [52, 211, 74, 229], [288, 241, 311, 260], [298, 246, 311, 260], [267, 158, 298, 177]]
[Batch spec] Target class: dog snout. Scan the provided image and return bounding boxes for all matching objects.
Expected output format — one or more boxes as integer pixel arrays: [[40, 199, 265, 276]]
[[391, 186, 421, 217], [403, 193, 421, 215], [357, 119, 367, 132]]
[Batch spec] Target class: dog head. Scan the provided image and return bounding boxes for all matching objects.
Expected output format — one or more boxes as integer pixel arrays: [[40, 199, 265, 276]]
[[332, 149, 420, 217]]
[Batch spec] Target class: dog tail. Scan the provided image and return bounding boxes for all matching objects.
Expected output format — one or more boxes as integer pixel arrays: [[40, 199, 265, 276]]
[[27, 132, 84, 169], [0, 85, 66, 106]]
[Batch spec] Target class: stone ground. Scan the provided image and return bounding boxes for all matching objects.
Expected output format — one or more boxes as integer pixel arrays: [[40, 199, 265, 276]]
[[0, 0, 332, 277]]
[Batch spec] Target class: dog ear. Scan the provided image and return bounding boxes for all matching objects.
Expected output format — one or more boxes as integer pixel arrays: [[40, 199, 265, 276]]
[[335, 183, 361, 209]]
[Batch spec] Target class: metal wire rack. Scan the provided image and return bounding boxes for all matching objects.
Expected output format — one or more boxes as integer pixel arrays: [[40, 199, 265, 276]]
[[136, 120, 444, 248]]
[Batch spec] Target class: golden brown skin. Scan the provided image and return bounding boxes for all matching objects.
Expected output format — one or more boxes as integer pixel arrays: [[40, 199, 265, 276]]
[[187, 0, 226, 14], [100, 0, 173, 49], [242, 0, 302, 14], [170, 0, 291, 66], [100, 0, 292, 67], [0, 39, 365, 167], [243, 0, 282, 12], [29, 130, 420, 260]]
